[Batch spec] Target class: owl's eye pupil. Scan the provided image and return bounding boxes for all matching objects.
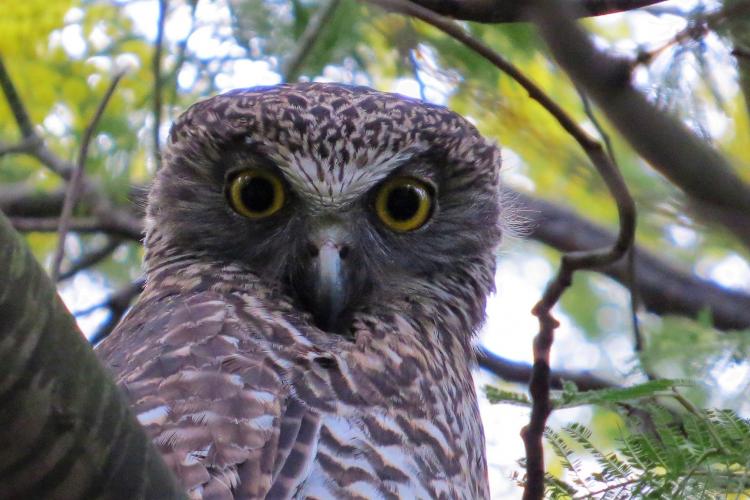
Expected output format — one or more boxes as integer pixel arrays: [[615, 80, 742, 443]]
[[227, 169, 285, 219], [374, 177, 433, 232], [386, 186, 421, 221], [241, 177, 275, 213]]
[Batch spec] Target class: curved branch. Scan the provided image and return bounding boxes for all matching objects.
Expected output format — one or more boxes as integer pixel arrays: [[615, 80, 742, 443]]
[[404, 0, 667, 22], [513, 189, 750, 331], [364, 5, 636, 497], [529, 0, 750, 249]]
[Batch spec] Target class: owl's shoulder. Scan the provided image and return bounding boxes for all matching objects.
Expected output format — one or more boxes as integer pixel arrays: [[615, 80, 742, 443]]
[[97, 281, 324, 498]]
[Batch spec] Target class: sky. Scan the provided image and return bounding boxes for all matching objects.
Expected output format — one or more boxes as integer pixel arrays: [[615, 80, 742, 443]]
[[50, 1, 750, 497]]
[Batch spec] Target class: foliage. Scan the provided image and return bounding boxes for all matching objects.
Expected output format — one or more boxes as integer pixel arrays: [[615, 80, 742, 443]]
[[486, 379, 694, 410], [490, 381, 750, 498], [545, 407, 750, 499]]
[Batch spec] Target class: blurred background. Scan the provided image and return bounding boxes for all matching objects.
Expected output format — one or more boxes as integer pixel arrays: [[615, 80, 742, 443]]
[[2, 0, 749, 497]]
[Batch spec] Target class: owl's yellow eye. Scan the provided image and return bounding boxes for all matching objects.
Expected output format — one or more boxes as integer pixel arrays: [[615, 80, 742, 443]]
[[227, 169, 285, 219], [375, 177, 433, 232]]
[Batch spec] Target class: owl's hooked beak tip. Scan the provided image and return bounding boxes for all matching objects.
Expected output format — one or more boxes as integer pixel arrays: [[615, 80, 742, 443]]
[[306, 239, 350, 332]]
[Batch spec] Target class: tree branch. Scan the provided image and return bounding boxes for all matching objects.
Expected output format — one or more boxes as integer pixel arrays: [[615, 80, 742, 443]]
[[404, 0, 668, 22], [477, 347, 615, 390], [59, 239, 123, 281], [0, 56, 35, 138], [364, 5, 637, 496], [6, 183, 748, 332], [528, 0, 750, 249], [89, 279, 146, 345], [0, 136, 40, 156], [0, 184, 67, 217], [281, 0, 342, 81], [513, 189, 750, 331], [0, 210, 184, 499], [51, 72, 125, 281], [10, 216, 142, 240]]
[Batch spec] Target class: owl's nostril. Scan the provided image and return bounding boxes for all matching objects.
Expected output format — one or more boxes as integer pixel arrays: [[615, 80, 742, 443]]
[[338, 245, 350, 260]]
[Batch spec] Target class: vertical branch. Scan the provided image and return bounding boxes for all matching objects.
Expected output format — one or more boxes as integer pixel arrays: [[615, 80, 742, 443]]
[[50, 72, 125, 282], [576, 88, 644, 356], [152, 0, 168, 170], [363, 2, 637, 497]]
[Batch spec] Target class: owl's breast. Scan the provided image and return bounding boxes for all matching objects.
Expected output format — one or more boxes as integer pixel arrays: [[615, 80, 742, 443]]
[[280, 329, 488, 499]]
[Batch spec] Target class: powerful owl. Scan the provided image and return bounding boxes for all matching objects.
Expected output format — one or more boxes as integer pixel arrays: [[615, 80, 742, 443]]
[[97, 83, 502, 499]]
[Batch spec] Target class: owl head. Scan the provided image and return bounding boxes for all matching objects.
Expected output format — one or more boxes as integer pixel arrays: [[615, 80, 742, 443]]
[[145, 83, 503, 334]]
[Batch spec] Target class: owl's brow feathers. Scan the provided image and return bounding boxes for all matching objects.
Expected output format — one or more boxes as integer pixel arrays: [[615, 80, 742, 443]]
[[164, 83, 500, 205]]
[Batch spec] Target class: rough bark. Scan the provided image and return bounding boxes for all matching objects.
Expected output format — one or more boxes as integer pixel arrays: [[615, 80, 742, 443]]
[[0, 210, 184, 499]]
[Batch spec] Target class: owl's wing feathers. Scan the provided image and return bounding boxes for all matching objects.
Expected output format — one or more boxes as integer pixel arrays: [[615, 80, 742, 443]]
[[97, 290, 320, 499]]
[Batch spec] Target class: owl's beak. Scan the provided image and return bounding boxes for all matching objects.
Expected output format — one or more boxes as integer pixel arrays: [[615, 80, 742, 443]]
[[313, 241, 347, 330], [295, 227, 354, 333]]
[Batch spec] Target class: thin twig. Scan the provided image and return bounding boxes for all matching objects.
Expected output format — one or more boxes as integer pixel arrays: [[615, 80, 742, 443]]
[[477, 347, 615, 390], [59, 239, 123, 281], [366, 0, 619, 156], [627, 247, 646, 352], [633, 2, 750, 68], [0, 54, 74, 178], [50, 72, 125, 282], [86, 278, 146, 345], [152, 0, 168, 170], [576, 88, 644, 357], [576, 87, 616, 162], [281, 0, 342, 81]]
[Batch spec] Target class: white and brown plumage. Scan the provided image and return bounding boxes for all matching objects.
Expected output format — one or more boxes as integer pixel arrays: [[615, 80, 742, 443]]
[[97, 83, 503, 499]]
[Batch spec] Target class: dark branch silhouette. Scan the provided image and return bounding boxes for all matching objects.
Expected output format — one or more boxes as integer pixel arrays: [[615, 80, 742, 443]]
[[405, 0, 667, 22], [477, 347, 615, 390]]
